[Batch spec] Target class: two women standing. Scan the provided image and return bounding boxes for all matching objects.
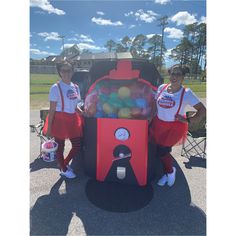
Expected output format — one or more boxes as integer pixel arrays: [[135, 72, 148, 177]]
[[43, 61, 206, 185]]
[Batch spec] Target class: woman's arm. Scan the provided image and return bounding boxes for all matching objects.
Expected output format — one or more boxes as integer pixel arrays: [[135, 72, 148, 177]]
[[188, 102, 206, 124], [175, 102, 206, 124], [46, 101, 57, 137]]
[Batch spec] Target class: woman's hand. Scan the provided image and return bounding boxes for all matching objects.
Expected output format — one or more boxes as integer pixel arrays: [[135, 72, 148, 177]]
[[175, 114, 188, 123], [76, 107, 85, 115]]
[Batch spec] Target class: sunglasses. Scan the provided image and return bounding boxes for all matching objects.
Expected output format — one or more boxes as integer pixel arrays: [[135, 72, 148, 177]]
[[60, 69, 72, 73], [170, 72, 183, 77]]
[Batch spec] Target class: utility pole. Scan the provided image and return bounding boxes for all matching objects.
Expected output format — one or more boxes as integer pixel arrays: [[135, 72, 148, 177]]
[[158, 16, 168, 72], [58, 35, 65, 55]]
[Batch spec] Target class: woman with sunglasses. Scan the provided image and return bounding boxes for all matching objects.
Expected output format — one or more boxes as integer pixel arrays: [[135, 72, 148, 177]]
[[43, 60, 83, 179], [150, 64, 206, 187]]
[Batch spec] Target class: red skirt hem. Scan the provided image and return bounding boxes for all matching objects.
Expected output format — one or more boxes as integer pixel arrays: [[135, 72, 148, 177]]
[[43, 111, 83, 140], [149, 116, 188, 147]]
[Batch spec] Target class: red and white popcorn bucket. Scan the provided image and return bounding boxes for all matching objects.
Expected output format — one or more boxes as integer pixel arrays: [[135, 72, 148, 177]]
[[41, 139, 58, 162]]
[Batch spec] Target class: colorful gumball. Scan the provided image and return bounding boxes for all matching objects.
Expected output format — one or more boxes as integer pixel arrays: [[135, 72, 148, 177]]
[[103, 103, 114, 114], [123, 98, 135, 108], [109, 92, 118, 100], [109, 97, 123, 109], [135, 98, 147, 109], [99, 94, 108, 103], [95, 111, 104, 118], [118, 108, 131, 119], [108, 113, 118, 118], [118, 86, 131, 99], [96, 103, 103, 111]]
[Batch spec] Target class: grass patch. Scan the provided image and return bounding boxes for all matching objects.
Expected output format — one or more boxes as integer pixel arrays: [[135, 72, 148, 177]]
[[30, 74, 58, 85], [30, 94, 50, 109]]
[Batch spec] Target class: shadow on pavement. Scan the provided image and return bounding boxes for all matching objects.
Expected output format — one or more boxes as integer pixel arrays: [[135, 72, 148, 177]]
[[85, 180, 154, 212], [30, 149, 84, 173], [30, 159, 206, 235], [183, 156, 206, 169], [30, 158, 58, 172]]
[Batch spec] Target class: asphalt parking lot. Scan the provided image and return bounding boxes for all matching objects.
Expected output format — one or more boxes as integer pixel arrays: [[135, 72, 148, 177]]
[[30, 104, 206, 235]]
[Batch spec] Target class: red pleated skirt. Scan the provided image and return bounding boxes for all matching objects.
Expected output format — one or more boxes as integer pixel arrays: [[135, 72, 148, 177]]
[[43, 112, 83, 140], [149, 116, 188, 147]]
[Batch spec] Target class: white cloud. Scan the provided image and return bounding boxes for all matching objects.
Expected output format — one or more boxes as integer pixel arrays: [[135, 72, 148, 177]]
[[146, 33, 162, 39], [77, 43, 103, 50], [30, 48, 55, 55], [68, 34, 94, 43], [199, 16, 206, 24], [146, 34, 155, 39], [171, 11, 197, 25], [30, 0, 65, 15], [38, 32, 61, 41], [154, 0, 170, 5], [125, 11, 134, 17], [165, 48, 173, 58], [91, 17, 123, 26], [125, 9, 158, 23], [97, 11, 104, 15], [67, 37, 79, 42], [64, 43, 104, 51], [128, 24, 136, 29], [164, 27, 184, 39], [79, 34, 94, 43]]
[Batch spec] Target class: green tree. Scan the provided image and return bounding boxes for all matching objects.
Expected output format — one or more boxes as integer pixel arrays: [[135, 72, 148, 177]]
[[121, 36, 132, 52], [147, 34, 162, 66], [170, 37, 192, 65], [158, 16, 168, 71], [130, 34, 147, 58], [115, 43, 127, 52], [104, 39, 117, 52], [170, 22, 206, 79]]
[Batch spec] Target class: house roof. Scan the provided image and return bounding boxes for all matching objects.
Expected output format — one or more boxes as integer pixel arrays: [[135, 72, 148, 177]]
[[75, 52, 133, 61]]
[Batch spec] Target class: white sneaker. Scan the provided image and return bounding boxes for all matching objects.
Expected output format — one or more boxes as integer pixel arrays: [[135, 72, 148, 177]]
[[167, 167, 176, 187], [60, 169, 76, 179], [157, 174, 168, 186]]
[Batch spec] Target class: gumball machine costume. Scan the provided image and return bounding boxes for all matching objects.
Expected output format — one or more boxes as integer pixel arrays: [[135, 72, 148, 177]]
[[83, 59, 161, 186]]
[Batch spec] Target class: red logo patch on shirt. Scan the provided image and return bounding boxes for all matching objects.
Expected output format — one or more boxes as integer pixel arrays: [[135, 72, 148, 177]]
[[158, 96, 175, 108], [67, 89, 78, 100]]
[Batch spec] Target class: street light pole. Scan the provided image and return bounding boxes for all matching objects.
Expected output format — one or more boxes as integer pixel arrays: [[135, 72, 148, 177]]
[[157, 16, 168, 72], [58, 35, 65, 55]]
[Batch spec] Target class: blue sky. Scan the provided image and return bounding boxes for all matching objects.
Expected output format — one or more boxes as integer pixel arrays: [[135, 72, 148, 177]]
[[30, 0, 206, 66]]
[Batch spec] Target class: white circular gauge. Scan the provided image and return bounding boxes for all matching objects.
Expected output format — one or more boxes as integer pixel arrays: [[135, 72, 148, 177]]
[[114, 128, 130, 141]]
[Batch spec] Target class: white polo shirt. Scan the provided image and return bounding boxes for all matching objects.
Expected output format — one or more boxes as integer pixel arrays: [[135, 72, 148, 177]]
[[156, 84, 200, 122], [49, 80, 81, 114]]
